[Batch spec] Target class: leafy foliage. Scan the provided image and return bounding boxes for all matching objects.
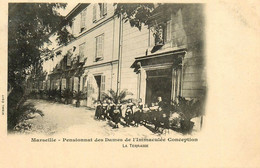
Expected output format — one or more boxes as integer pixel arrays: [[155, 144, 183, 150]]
[[62, 88, 73, 101], [8, 3, 69, 88], [101, 89, 133, 104], [73, 91, 87, 101], [8, 3, 73, 129], [176, 96, 204, 121], [114, 3, 155, 30]]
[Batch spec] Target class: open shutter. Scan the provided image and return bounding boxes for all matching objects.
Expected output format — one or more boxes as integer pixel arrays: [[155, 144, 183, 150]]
[[93, 5, 96, 22], [69, 78, 73, 91], [73, 77, 79, 92], [96, 35, 104, 60], [79, 43, 85, 63], [79, 76, 83, 91], [103, 3, 107, 15], [101, 75, 106, 99], [87, 77, 92, 96], [81, 9, 86, 30]]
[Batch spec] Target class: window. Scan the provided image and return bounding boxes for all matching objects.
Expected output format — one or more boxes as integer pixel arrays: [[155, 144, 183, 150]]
[[80, 9, 87, 32], [79, 43, 86, 63], [95, 34, 104, 61], [93, 5, 97, 22], [99, 3, 107, 17]]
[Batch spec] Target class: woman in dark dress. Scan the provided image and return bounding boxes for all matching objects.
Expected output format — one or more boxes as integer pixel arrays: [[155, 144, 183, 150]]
[[95, 100, 102, 120], [133, 98, 143, 127], [124, 99, 134, 126], [107, 99, 114, 120], [101, 99, 108, 120], [112, 105, 121, 128]]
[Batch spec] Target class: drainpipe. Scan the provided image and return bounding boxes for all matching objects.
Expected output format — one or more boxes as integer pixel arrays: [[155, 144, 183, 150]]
[[117, 14, 123, 96]]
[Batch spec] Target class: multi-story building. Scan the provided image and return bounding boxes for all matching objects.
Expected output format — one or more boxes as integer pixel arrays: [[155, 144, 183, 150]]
[[39, 3, 206, 108], [120, 4, 206, 105]]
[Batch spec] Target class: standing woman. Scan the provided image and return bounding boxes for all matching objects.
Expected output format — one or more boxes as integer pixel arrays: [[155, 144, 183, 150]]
[[113, 104, 121, 128], [124, 99, 134, 126], [107, 99, 114, 120], [95, 100, 102, 120], [101, 99, 108, 120], [133, 98, 143, 127]]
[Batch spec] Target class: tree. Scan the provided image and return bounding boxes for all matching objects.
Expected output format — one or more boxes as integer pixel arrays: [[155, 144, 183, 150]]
[[8, 3, 72, 90], [8, 3, 72, 130], [114, 3, 155, 30]]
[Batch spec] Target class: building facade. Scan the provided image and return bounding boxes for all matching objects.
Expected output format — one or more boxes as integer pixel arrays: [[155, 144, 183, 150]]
[[36, 3, 206, 107]]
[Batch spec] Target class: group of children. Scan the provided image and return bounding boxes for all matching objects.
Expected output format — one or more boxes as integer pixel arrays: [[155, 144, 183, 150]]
[[95, 99, 122, 128], [95, 97, 170, 130]]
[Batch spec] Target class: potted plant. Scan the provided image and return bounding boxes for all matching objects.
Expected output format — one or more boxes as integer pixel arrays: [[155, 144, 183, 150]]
[[54, 89, 62, 102], [73, 91, 87, 107], [176, 96, 203, 133], [62, 88, 73, 104], [42, 90, 48, 100], [46, 89, 53, 101], [50, 89, 58, 102], [38, 90, 44, 99], [101, 89, 133, 104], [35, 90, 41, 99]]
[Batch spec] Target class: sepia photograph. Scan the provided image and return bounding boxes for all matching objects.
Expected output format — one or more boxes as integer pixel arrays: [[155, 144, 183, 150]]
[[8, 3, 206, 136], [2, 0, 260, 167]]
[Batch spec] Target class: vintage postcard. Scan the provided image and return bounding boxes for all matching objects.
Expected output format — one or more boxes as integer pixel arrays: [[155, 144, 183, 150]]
[[0, 0, 260, 167]]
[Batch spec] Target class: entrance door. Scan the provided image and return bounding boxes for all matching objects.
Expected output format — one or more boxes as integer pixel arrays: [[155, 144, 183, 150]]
[[145, 68, 172, 105]]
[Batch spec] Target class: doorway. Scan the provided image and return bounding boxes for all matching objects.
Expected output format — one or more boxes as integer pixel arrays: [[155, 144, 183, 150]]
[[145, 68, 172, 105]]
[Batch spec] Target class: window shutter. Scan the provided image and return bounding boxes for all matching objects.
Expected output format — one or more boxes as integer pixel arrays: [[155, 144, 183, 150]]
[[87, 77, 92, 96], [69, 78, 73, 91], [101, 75, 105, 93], [74, 77, 79, 92], [80, 9, 86, 31], [103, 3, 107, 15], [96, 35, 104, 60], [99, 4, 103, 17], [79, 43, 85, 63], [93, 5, 96, 22], [79, 77, 83, 91]]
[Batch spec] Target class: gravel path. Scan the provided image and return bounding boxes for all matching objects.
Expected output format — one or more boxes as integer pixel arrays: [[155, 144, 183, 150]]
[[19, 99, 182, 137]]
